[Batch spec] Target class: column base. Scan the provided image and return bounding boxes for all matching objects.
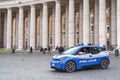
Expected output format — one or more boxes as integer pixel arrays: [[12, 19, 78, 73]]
[[15, 48, 28, 53]]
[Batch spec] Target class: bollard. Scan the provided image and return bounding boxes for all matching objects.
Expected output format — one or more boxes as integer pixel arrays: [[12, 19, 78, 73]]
[[115, 48, 119, 57]]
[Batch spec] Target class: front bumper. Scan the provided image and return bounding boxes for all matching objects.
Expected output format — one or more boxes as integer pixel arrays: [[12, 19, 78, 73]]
[[50, 60, 65, 70]]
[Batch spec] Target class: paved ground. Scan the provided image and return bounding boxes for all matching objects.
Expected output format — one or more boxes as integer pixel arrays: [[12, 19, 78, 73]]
[[0, 53, 120, 80]]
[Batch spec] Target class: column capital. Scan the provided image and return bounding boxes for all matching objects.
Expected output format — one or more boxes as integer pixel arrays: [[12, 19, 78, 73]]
[[30, 5, 35, 10], [31, 4, 35, 7], [7, 8, 12, 12], [19, 6, 23, 9], [43, 2, 48, 6], [7, 7, 11, 9], [56, 0, 61, 3], [19, 6, 23, 11]]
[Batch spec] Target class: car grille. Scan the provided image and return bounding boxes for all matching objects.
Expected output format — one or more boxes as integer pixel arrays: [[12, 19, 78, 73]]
[[52, 58, 60, 61]]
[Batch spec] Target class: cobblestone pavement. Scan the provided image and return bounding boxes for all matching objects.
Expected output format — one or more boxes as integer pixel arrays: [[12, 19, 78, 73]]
[[0, 53, 120, 80]]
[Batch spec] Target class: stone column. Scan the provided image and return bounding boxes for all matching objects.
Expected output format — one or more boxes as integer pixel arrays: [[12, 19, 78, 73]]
[[6, 8, 12, 48], [79, 0, 83, 43], [16, 12, 19, 49], [68, 0, 75, 47], [27, 9, 30, 48], [0, 11, 1, 46], [4, 12, 7, 48], [30, 5, 35, 48], [83, 0, 90, 45], [65, 4, 69, 47], [40, 10, 43, 47], [42, 3, 48, 48], [94, 0, 99, 45], [55, 0, 61, 47], [18, 7, 24, 49], [111, 0, 117, 46], [99, 0, 106, 46], [117, 0, 120, 47], [52, 8, 55, 48]]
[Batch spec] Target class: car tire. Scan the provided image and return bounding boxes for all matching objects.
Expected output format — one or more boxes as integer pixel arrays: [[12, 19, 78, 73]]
[[65, 61, 76, 72], [100, 58, 109, 69]]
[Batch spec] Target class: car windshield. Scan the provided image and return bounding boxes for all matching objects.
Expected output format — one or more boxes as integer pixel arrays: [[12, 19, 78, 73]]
[[63, 46, 80, 55]]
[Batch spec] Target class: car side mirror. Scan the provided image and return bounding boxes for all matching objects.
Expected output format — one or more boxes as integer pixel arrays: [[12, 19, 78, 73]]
[[78, 52, 83, 55]]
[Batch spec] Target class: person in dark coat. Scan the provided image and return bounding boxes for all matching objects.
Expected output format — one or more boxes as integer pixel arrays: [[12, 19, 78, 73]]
[[103, 45, 106, 51], [58, 46, 64, 54], [40, 47, 43, 54], [43, 48, 46, 54], [30, 47, 33, 54], [48, 46, 51, 54], [55, 46, 58, 51]]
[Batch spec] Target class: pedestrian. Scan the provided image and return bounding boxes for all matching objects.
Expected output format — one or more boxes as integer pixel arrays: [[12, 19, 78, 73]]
[[48, 46, 51, 55], [55, 46, 58, 51], [58, 45, 64, 54], [40, 47, 43, 54], [103, 45, 106, 51], [12, 47, 15, 54], [30, 47, 33, 54], [43, 48, 46, 54]]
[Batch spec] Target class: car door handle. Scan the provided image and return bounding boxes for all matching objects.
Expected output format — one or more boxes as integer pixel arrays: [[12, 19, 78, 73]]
[[89, 55, 92, 57]]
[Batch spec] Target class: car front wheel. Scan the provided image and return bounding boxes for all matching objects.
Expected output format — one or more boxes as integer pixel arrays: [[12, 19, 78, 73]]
[[100, 59, 109, 69], [65, 61, 76, 72]]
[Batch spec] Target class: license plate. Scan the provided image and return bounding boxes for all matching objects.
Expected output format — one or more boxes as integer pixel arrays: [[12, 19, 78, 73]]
[[52, 63, 55, 67]]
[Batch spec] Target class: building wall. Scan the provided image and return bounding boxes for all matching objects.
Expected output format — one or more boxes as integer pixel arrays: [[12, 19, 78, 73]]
[[0, 0, 119, 50]]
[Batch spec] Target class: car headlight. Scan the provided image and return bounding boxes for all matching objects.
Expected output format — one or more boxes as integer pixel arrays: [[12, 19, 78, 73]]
[[59, 57, 67, 61]]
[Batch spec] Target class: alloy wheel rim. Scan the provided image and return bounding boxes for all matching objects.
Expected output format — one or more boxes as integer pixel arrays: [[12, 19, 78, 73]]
[[66, 61, 76, 72], [101, 59, 109, 69]]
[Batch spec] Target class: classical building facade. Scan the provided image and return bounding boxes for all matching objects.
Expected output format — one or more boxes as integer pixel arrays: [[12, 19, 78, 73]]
[[0, 0, 120, 50]]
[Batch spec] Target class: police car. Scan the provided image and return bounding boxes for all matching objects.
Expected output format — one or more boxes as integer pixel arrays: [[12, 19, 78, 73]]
[[50, 44, 110, 72]]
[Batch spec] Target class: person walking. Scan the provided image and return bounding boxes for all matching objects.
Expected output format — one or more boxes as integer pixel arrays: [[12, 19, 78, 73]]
[[55, 46, 58, 51], [40, 47, 43, 54], [58, 45, 64, 54], [30, 47, 33, 54], [103, 45, 106, 51], [48, 46, 51, 55]]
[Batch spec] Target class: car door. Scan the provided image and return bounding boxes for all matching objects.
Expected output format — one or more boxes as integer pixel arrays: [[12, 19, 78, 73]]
[[76, 47, 98, 67], [90, 47, 102, 64]]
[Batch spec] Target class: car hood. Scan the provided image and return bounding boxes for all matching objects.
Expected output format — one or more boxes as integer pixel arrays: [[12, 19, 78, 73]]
[[53, 54, 72, 59]]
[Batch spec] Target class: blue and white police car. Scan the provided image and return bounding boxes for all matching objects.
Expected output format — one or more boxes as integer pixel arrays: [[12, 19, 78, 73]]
[[50, 44, 110, 72]]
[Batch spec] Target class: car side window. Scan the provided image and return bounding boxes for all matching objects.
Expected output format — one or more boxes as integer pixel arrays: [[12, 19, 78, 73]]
[[91, 47, 99, 54], [77, 47, 90, 55]]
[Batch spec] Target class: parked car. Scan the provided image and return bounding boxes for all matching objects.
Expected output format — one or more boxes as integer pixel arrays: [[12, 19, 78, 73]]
[[50, 44, 110, 72]]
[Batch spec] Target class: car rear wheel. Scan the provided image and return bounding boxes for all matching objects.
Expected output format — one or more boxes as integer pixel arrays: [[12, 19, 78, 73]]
[[100, 59, 109, 69], [65, 61, 76, 72]]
